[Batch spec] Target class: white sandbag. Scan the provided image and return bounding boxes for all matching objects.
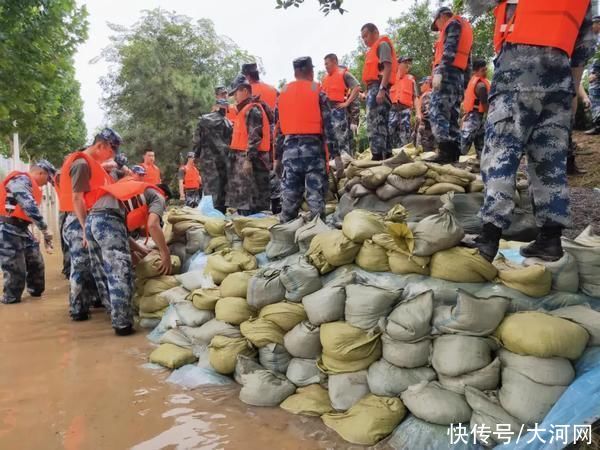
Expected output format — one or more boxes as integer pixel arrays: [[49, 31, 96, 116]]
[[295, 216, 330, 253], [239, 370, 296, 406], [283, 321, 322, 359], [367, 359, 436, 397], [186, 226, 211, 254], [286, 358, 325, 387], [302, 285, 346, 325], [524, 252, 579, 293], [180, 319, 241, 345], [401, 381, 472, 426], [549, 305, 600, 346], [279, 257, 322, 302], [345, 283, 402, 330], [381, 334, 431, 368], [234, 354, 263, 385], [432, 335, 495, 377], [158, 286, 190, 305], [173, 302, 215, 327], [497, 349, 574, 386], [247, 268, 286, 310], [159, 328, 193, 349], [385, 291, 433, 342], [258, 343, 292, 374], [176, 270, 215, 291], [562, 226, 600, 297], [266, 217, 303, 260], [438, 357, 501, 395], [432, 290, 510, 336], [328, 371, 370, 411]]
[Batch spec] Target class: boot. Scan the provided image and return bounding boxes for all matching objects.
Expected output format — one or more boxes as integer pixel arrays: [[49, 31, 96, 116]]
[[567, 154, 587, 175], [114, 325, 134, 336], [584, 125, 600, 135], [430, 141, 456, 164], [520, 226, 564, 261], [474, 223, 503, 262]]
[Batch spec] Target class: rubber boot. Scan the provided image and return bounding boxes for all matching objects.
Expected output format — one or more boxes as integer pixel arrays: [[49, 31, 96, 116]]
[[474, 223, 503, 262], [448, 141, 461, 163], [520, 226, 564, 261], [567, 154, 587, 175], [430, 141, 456, 164]]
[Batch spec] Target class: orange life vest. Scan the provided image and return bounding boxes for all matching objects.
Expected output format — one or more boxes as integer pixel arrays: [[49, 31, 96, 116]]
[[493, 0, 588, 57], [278, 81, 323, 135], [464, 76, 491, 113], [98, 181, 165, 232], [250, 81, 278, 111], [433, 15, 473, 71], [0, 171, 42, 223], [58, 152, 113, 212], [182, 164, 202, 189], [226, 105, 238, 122], [390, 73, 416, 107], [141, 162, 161, 184], [230, 102, 271, 152], [322, 67, 348, 102], [362, 36, 399, 85]]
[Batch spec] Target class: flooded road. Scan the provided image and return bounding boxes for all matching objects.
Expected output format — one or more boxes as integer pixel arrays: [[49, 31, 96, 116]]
[[0, 252, 352, 450]]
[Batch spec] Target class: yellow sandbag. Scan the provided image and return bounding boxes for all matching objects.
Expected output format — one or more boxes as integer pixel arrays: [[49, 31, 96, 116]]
[[240, 318, 285, 347], [384, 204, 409, 223], [136, 253, 181, 279], [430, 247, 498, 283], [372, 233, 409, 254], [280, 385, 334, 417], [205, 249, 257, 284], [188, 288, 221, 310], [360, 166, 392, 189], [356, 240, 390, 272], [319, 322, 382, 374], [220, 271, 255, 298], [233, 216, 279, 237], [167, 207, 205, 224], [307, 230, 361, 274], [425, 183, 466, 195], [204, 218, 226, 237], [306, 234, 335, 274], [241, 227, 270, 255], [163, 220, 175, 244], [325, 202, 337, 216], [469, 179, 484, 193], [209, 336, 256, 374], [259, 302, 307, 332], [425, 163, 477, 181], [139, 294, 169, 313], [437, 174, 470, 187], [495, 312, 589, 360], [149, 343, 197, 369], [142, 276, 180, 297], [172, 220, 200, 235], [342, 210, 386, 243], [139, 306, 168, 319], [386, 221, 415, 254], [215, 297, 255, 325], [322, 394, 406, 445], [388, 251, 431, 275], [494, 256, 552, 298], [205, 236, 231, 254], [392, 162, 428, 178]]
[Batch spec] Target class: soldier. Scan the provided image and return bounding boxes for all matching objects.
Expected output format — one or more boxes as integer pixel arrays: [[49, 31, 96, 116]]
[[417, 76, 436, 152], [584, 16, 600, 135], [58, 128, 121, 321], [460, 59, 490, 157], [360, 23, 398, 160], [178, 152, 202, 208], [227, 74, 272, 215], [347, 94, 361, 156], [130, 165, 146, 182], [215, 86, 238, 122], [140, 148, 161, 184], [274, 57, 342, 223], [270, 170, 282, 214], [389, 56, 418, 148], [241, 62, 279, 112], [193, 99, 232, 214], [0, 161, 56, 304], [86, 179, 172, 336], [429, 7, 474, 163], [321, 54, 361, 157], [470, 0, 594, 262]]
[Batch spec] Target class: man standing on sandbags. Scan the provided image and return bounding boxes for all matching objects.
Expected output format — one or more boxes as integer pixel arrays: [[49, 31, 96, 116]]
[[178, 152, 202, 208], [460, 58, 490, 158], [0, 161, 56, 304], [274, 57, 342, 223], [469, 0, 595, 262]]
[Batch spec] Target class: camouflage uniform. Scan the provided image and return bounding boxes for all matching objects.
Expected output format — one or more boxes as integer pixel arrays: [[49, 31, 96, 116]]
[[330, 106, 351, 156], [270, 171, 282, 214], [417, 91, 436, 151], [389, 107, 412, 148], [0, 175, 46, 304], [480, 4, 595, 230], [589, 58, 600, 127], [184, 189, 201, 208], [460, 110, 485, 156], [366, 83, 392, 159], [347, 97, 361, 156], [193, 111, 232, 213], [59, 211, 70, 279]]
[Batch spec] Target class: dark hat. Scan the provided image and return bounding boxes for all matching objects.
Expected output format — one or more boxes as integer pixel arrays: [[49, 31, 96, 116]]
[[215, 86, 227, 95], [34, 159, 57, 182], [398, 56, 413, 63], [293, 56, 314, 70], [241, 63, 258, 75], [431, 6, 453, 31], [594, 15, 600, 23], [131, 165, 146, 176], [114, 153, 128, 169], [187, 152, 195, 159], [95, 127, 123, 152], [228, 73, 251, 96]]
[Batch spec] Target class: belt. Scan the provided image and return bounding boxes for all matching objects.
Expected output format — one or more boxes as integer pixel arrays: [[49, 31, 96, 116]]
[[0, 216, 31, 229], [88, 209, 124, 219]]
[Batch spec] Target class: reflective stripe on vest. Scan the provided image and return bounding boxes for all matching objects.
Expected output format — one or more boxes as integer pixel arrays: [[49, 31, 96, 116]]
[[390, 74, 415, 107], [433, 15, 473, 71], [322, 68, 348, 102], [230, 102, 271, 152], [362, 36, 399, 85], [279, 81, 323, 135], [250, 82, 278, 111], [463, 76, 491, 113], [0, 172, 42, 223]]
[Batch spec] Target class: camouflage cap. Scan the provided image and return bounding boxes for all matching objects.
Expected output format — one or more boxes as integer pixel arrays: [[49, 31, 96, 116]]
[[398, 56, 413, 63], [187, 151, 195, 159], [293, 56, 314, 70], [215, 99, 230, 107], [95, 127, 123, 152], [131, 165, 146, 176], [215, 86, 227, 95], [431, 6, 453, 31], [420, 76, 432, 85], [114, 152, 128, 168], [34, 159, 57, 179], [228, 73, 251, 96]]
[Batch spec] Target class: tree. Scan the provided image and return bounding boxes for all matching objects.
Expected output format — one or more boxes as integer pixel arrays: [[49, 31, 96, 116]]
[[275, 0, 349, 15], [100, 9, 253, 185]]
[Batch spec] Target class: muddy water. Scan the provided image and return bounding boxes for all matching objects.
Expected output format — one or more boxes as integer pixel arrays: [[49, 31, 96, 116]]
[[0, 252, 361, 450]]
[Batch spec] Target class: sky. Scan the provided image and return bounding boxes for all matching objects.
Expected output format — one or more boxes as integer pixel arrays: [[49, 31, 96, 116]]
[[74, 0, 411, 139]]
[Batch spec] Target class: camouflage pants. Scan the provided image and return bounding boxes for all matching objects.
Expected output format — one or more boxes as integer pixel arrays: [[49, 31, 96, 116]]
[[59, 212, 70, 279], [417, 121, 436, 152], [280, 136, 327, 223], [226, 151, 271, 213], [480, 91, 572, 230], [330, 105, 351, 156], [460, 111, 485, 156], [199, 151, 228, 212], [590, 86, 600, 125], [0, 224, 44, 303], [389, 107, 412, 149], [63, 215, 99, 317], [366, 83, 392, 160], [184, 189, 201, 208], [430, 74, 463, 144], [85, 212, 133, 329]]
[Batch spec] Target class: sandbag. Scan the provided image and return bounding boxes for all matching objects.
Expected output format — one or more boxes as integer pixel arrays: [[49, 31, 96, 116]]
[[139, 294, 169, 314], [149, 343, 197, 369], [183, 289, 218, 314], [432, 335, 496, 377], [430, 246, 498, 283], [424, 183, 465, 195], [495, 256, 552, 298], [136, 253, 181, 279], [367, 359, 436, 397], [142, 276, 179, 297], [562, 226, 600, 296], [204, 218, 226, 237], [169, 242, 187, 265], [205, 249, 257, 284], [159, 328, 193, 349], [279, 257, 322, 302], [234, 354, 263, 385], [302, 285, 346, 325], [497, 348, 574, 386], [494, 311, 589, 360], [258, 302, 307, 332], [180, 319, 241, 345], [209, 335, 256, 375], [280, 385, 334, 416], [295, 216, 330, 253], [241, 227, 270, 255], [232, 216, 279, 237], [549, 305, 600, 346], [319, 322, 382, 374], [381, 334, 431, 368], [401, 381, 471, 426], [411, 194, 464, 256], [283, 321, 321, 359], [327, 371, 370, 411], [392, 161, 428, 178], [385, 291, 433, 342], [426, 163, 476, 181], [438, 357, 501, 395], [185, 226, 211, 254], [286, 358, 324, 387], [349, 183, 374, 198], [205, 235, 231, 254], [240, 318, 285, 347], [266, 218, 303, 259], [307, 230, 361, 272], [345, 283, 401, 330], [385, 174, 426, 195], [388, 251, 430, 275], [246, 268, 286, 310], [342, 210, 386, 243], [322, 394, 406, 446], [173, 302, 214, 327], [372, 232, 412, 254], [433, 290, 510, 336], [469, 179, 484, 193], [239, 369, 296, 406], [214, 297, 255, 325], [524, 252, 579, 293], [158, 286, 189, 305], [355, 240, 390, 272], [258, 343, 292, 374], [466, 387, 522, 446], [219, 271, 255, 299], [376, 182, 403, 201], [360, 165, 392, 189]]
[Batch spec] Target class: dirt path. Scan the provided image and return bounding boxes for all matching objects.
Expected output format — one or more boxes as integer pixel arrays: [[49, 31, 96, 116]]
[[0, 252, 347, 450]]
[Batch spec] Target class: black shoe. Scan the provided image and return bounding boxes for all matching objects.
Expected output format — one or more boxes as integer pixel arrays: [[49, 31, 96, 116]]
[[1, 298, 21, 304], [584, 126, 600, 135], [71, 312, 89, 321], [520, 226, 564, 261], [114, 325, 134, 336], [474, 223, 503, 262], [567, 155, 587, 175], [28, 291, 43, 298], [430, 141, 458, 164]]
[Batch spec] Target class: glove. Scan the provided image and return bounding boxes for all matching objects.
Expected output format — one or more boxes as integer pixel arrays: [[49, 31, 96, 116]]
[[42, 230, 54, 252], [432, 74, 443, 91]]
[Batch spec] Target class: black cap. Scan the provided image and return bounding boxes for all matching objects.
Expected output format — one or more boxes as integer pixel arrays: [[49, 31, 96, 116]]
[[114, 153, 128, 169], [95, 127, 123, 152], [398, 56, 413, 63], [431, 6, 453, 31], [228, 74, 251, 96], [594, 15, 600, 23], [293, 57, 314, 70], [241, 63, 258, 75], [215, 86, 227, 95]]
